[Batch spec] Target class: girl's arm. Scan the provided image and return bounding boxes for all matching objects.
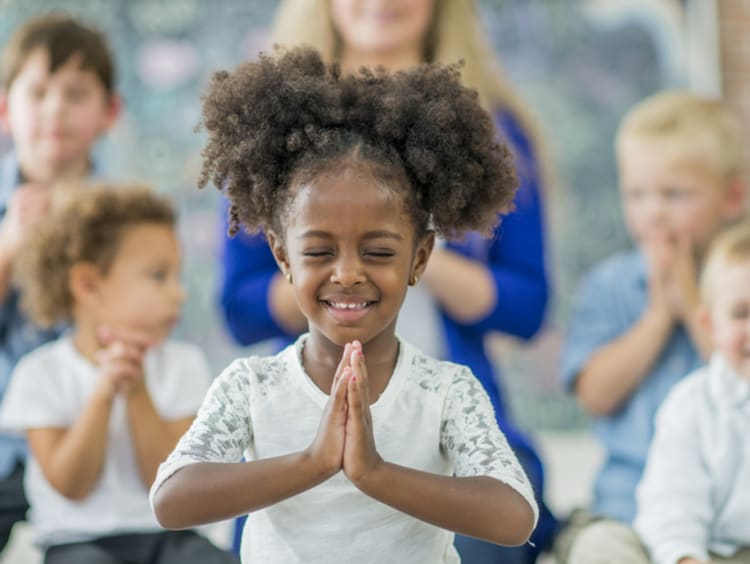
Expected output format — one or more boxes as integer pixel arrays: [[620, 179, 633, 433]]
[[342, 349, 537, 546], [153, 344, 354, 529], [26, 379, 114, 500]]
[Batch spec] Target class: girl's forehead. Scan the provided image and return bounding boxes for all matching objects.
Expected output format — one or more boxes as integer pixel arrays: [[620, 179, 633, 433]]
[[286, 169, 413, 234]]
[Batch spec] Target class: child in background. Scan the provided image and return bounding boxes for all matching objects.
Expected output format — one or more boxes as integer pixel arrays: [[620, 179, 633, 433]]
[[0, 14, 120, 550], [557, 91, 745, 563], [150, 47, 538, 563], [0, 185, 237, 564], [634, 221, 750, 564]]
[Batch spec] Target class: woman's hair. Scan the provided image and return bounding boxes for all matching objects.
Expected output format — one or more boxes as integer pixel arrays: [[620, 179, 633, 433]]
[[16, 183, 175, 327], [270, 0, 555, 198], [700, 220, 750, 304], [198, 47, 518, 240]]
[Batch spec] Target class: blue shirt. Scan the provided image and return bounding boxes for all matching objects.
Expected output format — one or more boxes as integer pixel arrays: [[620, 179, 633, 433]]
[[561, 249, 703, 524], [0, 153, 65, 477]]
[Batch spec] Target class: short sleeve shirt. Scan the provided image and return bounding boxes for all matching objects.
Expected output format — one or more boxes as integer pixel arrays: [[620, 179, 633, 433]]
[[560, 249, 703, 523], [151, 336, 538, 563]]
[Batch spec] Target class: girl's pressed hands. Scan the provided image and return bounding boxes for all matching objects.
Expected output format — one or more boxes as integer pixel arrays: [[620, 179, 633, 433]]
[[343, 342, 382, 486], [305, 342, 353, 476]]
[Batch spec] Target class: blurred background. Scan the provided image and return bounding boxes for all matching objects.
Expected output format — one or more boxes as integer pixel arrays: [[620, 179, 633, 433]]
[[0, 4, 747, 554], [4, 0, 737, 432]]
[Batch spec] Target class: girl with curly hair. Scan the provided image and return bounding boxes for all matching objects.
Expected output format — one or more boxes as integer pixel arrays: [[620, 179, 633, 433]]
[[219, 3, 558, 562], [151, 47, 538, 563]]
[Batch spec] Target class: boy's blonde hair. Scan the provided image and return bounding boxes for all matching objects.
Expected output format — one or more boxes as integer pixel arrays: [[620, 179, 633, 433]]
[[616, 90, 743, 180], [1, 12, 114, 93], [15, 183, 175, 328], [700, 220, 750, 304]]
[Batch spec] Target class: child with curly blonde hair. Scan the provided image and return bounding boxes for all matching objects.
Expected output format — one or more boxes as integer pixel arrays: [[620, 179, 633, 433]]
[[150, 47, 538, 563], [0, 184, 236, 564]]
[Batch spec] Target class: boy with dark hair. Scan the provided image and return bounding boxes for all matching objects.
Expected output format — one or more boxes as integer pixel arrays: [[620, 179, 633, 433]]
[[0, 13, 119, 550]]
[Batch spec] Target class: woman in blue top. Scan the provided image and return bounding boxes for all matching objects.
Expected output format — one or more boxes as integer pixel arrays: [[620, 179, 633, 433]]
[[219, 1, 556, 561]]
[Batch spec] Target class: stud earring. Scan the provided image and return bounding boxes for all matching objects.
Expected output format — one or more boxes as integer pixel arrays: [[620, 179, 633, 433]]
[[410, 274, 419, 285], [285, 272, 293, 284]]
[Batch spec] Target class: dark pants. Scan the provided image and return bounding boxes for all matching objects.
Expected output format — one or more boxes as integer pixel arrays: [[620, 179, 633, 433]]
[[0, 461, 28, 553], [44, 530, 239, 564]]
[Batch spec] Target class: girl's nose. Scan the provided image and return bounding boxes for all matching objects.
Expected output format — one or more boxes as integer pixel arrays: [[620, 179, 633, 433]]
[[330, 254, 366, 287]]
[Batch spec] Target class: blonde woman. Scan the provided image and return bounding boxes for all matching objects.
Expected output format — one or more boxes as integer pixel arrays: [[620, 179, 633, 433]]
[[219, 3, 556, 562]]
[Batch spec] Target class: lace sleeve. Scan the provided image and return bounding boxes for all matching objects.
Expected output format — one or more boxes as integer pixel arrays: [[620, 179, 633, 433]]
[[152, 359, 253, 493], [440, 367, 538, 521]]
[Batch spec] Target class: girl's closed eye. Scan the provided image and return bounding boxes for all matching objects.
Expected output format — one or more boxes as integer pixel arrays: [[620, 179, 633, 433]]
[[303, 248, 334, 258], [364, 248, 396, 259]]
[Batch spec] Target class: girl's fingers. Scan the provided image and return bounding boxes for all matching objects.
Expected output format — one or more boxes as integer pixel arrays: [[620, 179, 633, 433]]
[[332, 343, 351, 388]]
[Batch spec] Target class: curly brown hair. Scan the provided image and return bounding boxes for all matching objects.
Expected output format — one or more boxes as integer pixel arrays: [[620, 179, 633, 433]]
[[15, 183, 175, 328], [198, 47, 518, 240]]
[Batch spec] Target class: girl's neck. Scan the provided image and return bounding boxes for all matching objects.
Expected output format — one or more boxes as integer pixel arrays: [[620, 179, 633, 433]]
[[339, 46, 423, 75]]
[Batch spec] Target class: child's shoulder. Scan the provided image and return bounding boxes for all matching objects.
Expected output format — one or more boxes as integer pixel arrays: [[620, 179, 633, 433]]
[[214, 342, 296, 391], [404, 341, 477, 391], [15, 334, 70, 371]]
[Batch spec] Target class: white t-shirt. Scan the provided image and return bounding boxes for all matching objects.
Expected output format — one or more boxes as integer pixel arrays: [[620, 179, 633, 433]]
[[0, 336, 211, 547], [151, 335, 538, 564], [634, 354, 750, 564]]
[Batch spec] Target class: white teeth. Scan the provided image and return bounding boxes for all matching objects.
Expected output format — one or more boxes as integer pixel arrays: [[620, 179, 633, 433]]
[[329, 302, 367, 309]]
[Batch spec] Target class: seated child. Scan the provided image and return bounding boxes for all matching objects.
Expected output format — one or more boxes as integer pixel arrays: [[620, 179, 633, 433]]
[[0, 184, 236, 564], [149, 47, 539, 563], [557, 91, 745, 563], [634, 220, 750, 564], [0, 14, 120, 549]]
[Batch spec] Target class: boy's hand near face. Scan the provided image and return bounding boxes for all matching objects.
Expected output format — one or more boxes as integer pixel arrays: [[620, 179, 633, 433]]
[[0, 184, 51, 255]]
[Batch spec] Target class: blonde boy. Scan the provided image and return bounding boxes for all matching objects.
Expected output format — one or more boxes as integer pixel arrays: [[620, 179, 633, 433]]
[[0, 13, 119, 551], [634, 221, 750, 564], [558, 91, 745, 563]]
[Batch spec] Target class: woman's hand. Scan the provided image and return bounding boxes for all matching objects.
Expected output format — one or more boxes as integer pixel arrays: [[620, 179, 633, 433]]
[[306, 343, 352, 478], [343, 342, 382, 486]]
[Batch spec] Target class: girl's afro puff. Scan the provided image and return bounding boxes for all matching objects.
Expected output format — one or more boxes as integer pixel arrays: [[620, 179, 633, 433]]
[[198, 46, 518, 238]]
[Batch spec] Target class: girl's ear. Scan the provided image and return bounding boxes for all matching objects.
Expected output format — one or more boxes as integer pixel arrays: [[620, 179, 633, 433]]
[[410, 231, 435, 285], [69, 263, 103, 306], [266, 230, 291, 278]]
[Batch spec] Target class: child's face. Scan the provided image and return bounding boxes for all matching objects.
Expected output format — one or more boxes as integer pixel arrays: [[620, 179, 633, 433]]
[[331, 0, 435, 59], [618, 143, 739, 254], [0, 48, 118, 174], [706, 259, 750, 381], [269, 166, 431, 349], [93, 224, 185, 343]]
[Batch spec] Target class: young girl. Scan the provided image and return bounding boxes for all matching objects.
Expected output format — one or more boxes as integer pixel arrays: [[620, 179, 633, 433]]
[[0, 185, 237, 564], [150, 47, 538, 563], [222, 4, 557, 560]]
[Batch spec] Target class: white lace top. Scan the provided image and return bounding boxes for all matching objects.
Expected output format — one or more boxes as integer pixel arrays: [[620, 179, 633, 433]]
[[150, 336, 538, 563]]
